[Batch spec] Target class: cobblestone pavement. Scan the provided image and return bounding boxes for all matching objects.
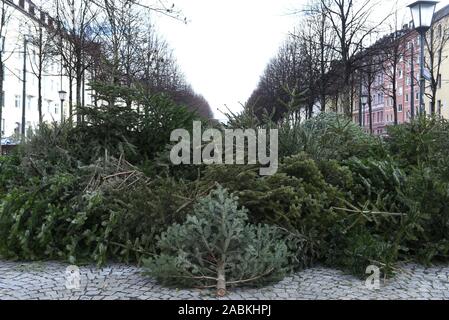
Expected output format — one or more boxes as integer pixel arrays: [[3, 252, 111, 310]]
[[0, 260, 448, 300]]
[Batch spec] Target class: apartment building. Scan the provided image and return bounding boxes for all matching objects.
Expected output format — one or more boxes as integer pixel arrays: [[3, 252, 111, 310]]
[[430, 4, 449, 119], [0, 0, 91, 142], [352, 4, 449, 135]]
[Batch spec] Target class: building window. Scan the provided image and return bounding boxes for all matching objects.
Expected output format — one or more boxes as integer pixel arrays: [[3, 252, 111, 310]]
[[378, 93, 384, 104], [398, 104, 403, 112], [438, 100, 442, 114], [416, 92, 419, 100], [405, 93, 409, 102], [398, 87, 403, 96], [27, 96, 32, 110], [15, 95, 21, 108], [1, 91, 4, 107], [438, 74, 442, 89]]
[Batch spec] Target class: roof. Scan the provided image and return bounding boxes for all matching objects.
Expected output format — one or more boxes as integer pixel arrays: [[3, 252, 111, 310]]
[[434, 4, 449, 23]]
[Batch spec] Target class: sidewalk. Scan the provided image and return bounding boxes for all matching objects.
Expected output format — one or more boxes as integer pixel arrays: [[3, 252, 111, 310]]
[[0, 260, 448, 300]]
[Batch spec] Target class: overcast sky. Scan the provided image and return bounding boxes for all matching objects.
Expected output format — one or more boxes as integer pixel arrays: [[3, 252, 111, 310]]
[[153, 0, 449, 120]]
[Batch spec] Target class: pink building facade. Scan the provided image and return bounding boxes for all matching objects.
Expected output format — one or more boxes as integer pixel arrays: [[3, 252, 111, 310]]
[[353, 27, 422, 135]]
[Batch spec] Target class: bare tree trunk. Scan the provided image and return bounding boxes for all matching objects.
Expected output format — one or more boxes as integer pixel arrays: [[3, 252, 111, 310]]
[[334, 90, 339, 112], [429, 29, 436, 114], [393, 94, 398, 125], [69, 75, 73, 121], [343, 68, 352, 117], [0, 1, 8, 154], [0, 58, 3, 155], [76, 69, 82, 123], [37, 27, 43, 124], [431, 86, 437, 114], [319, 16, 327, 113], [392, 67, 398, 125], [350, 73, 355, 116], [368, 82, 373, 134], [216, 261, 226, 297], [37, 75, 42, 124]]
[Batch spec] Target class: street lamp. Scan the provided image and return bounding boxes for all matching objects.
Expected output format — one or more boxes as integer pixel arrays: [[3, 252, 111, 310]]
[[361, 93, 368, 128], [408, 0, 438, 115], [361, 94, 368, 106], [58, 90, 67, 123]]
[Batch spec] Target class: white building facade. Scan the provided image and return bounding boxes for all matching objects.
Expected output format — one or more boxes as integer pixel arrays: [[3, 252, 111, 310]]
[[1, 0, 91, 141]]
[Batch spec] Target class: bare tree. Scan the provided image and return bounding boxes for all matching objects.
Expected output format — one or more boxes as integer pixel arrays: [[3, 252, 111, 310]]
[[425, 18, 449, 114], [294, 23, 319, 119], [378, 29, 408, 125], [319, 0, 387, 118], [246, 38, 300, 121], [50, 0, 210, 118], [26, 15, 55, 124], [0, 0, 12, 153], [0, 1, 6, 153], [52, 0, 99, 122], [301, 0, 337, 113], [360, 53, 381, 134]]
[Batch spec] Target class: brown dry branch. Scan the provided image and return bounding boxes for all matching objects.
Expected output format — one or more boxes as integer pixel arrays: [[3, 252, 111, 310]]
[[84, 156, 151, 193]]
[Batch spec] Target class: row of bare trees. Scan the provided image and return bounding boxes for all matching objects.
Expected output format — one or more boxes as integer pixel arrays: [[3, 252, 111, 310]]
[[247, 0, 449, 130], [55, 0, 211, 119], [1, 0, 212, 144], [0, 0, 10, 153], [247, 0, 385, 122]]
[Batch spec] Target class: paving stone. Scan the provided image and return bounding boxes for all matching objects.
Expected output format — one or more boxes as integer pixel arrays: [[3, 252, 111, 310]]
[[1, 260, 449, 300]]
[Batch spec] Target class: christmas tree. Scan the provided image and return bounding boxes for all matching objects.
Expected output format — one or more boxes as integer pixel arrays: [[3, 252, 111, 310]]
[[144, 186, 292, 296]]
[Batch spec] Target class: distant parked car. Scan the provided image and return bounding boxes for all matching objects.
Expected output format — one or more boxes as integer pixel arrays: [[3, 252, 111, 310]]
[[1, 138, 13, 145], [1, 137, 19, 155]]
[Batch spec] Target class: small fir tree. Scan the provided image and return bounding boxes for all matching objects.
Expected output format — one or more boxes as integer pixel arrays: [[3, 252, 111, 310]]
[[144, 186, 292, 296]]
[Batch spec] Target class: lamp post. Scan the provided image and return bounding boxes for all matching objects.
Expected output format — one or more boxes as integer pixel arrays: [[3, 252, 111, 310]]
[[408, 1, 438, 115], [361, 93, 368, 129], [58, 90, 67, 123], [21, 36, 28, 140]]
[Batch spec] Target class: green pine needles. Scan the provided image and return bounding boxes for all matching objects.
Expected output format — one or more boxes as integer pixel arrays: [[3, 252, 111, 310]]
[[144, 186, 293, 296]]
